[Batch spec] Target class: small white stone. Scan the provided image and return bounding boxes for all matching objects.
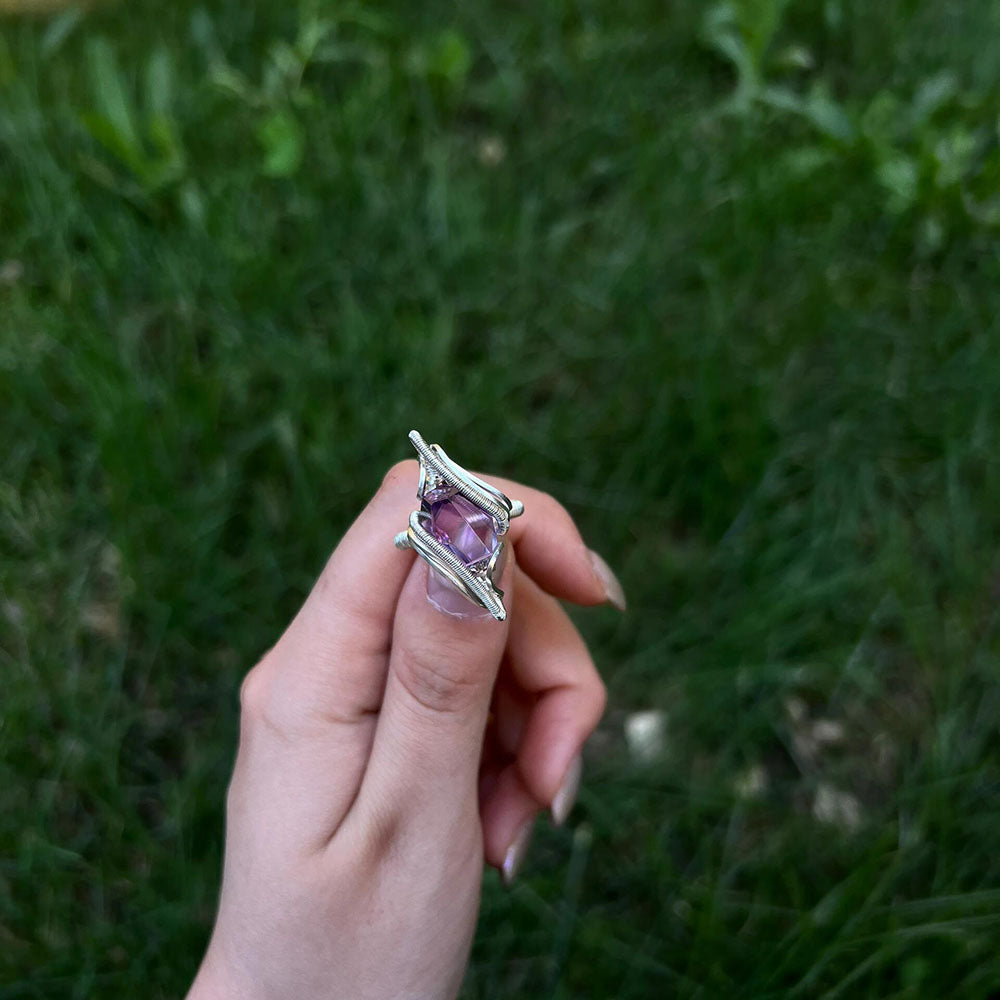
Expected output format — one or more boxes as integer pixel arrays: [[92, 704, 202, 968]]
[[812, 783, 862, 832], [811, 719, 845, 745], [624, 709, 667, 763], [477, 136, 507, 167], [81, 601, 122, 641], [733, 763, 769, 800]]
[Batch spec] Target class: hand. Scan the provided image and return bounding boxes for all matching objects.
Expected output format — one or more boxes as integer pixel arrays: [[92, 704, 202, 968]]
[[187, 461, 619, 1000]]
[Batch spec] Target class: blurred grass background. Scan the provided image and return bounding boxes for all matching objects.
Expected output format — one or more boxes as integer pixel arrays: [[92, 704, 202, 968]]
[[3, 0, 1000, 996]]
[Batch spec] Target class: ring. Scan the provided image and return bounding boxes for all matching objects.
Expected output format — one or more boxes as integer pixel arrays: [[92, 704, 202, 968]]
[[393, 430, 524, 621]]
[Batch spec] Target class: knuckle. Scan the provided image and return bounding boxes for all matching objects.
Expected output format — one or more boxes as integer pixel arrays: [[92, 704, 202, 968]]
[[394, 643, 484, 718], [356, 800, 405, 871], [537, 489, 577, 532], [580, 655, 608, 725], [238, 661, 270, 720], [524, 489, 589, 557], [237, 654, 293, 741]]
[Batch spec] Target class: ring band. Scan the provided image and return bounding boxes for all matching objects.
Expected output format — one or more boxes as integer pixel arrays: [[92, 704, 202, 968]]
[[393, 430, 524, 621]]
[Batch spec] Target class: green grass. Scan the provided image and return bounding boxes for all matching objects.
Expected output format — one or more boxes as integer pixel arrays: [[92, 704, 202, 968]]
[[3, 1, 1000, 996]]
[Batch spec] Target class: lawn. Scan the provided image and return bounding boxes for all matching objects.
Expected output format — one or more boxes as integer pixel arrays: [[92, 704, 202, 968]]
[[2, 1, 1000, 997]]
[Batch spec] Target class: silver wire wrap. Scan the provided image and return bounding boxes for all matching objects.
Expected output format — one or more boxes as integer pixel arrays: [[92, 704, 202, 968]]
[[393, 430, 524, 621]]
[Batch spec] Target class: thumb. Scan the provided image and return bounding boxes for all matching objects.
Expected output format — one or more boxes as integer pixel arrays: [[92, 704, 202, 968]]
[[358, 550, 514, 816]]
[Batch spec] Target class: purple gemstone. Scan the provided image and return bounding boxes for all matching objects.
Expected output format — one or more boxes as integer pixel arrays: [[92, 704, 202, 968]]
[[422, 487, 501, 619], [423, 483, 457, 505], [427, 491, 499, 566]]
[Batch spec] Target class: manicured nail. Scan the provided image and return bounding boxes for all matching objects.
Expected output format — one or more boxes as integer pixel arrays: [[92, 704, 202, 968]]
[[502, 817, 535, 886], [426, 568, 492, 620], [588, 549, 627, 611], [551, 754, 582, 826]]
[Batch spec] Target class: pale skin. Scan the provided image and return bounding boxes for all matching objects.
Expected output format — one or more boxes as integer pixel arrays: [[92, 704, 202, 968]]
[[187, 460, 620, 1000]]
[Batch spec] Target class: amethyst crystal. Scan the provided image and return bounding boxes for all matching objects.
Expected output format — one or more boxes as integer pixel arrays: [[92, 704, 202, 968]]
[[423, 485, 501, 618]]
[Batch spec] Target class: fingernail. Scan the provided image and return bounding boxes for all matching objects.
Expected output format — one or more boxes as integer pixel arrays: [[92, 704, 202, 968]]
[[501, 817, 535, 886], [588, 549, 627, 611], [551, 753, 582, 826], [426, 568, 492, 620]]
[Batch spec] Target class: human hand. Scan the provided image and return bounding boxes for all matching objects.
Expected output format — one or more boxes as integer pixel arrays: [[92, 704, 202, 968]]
[[187, 460, 620, 1000]]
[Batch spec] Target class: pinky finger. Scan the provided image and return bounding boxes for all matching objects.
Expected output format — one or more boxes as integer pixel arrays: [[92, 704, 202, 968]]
[[480, 764, 538, 885]]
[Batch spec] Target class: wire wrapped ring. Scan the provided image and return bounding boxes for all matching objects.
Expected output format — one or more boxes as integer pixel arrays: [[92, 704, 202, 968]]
[[393, 430, 523, 621]]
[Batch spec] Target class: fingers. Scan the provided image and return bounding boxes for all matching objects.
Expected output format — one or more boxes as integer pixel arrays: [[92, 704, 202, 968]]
[[355, 551, 516, 817], [232, 456, 614, 859], [503, 569, 606, 815], [477, 570, 605, 881], [479, 764, 539, 882]]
